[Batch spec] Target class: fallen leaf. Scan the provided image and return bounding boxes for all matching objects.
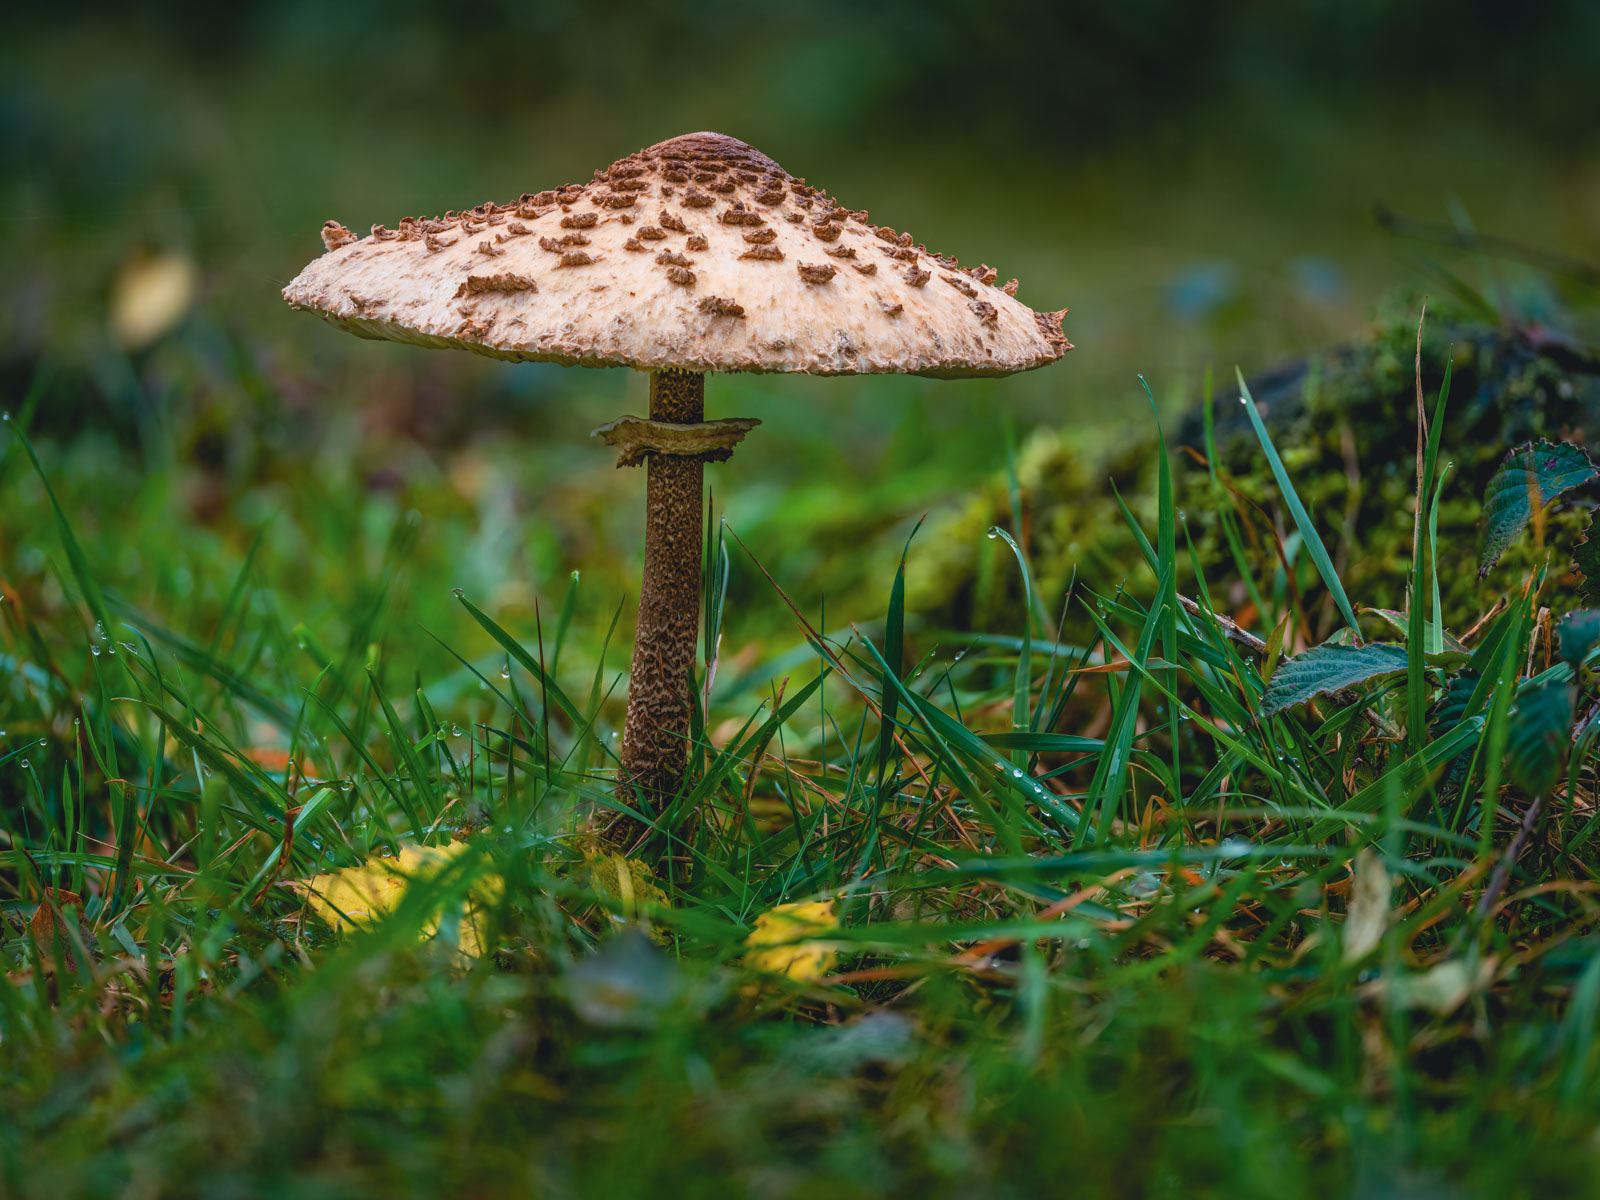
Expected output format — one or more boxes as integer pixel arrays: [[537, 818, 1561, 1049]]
[[296, 841, 501, 963], [109, 250, 196, 350], [744, 900, 840, 983], [1342, 849, 1391, 963]]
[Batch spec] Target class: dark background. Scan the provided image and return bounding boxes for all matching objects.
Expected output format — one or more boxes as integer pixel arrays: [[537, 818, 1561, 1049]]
[[3, 1, 1597, 629]]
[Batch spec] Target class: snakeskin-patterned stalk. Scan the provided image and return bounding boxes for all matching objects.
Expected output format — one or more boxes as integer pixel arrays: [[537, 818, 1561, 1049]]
[[618, 367, 705, 813]]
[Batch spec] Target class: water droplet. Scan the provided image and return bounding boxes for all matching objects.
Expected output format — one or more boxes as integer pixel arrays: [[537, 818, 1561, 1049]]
[[1, 412, 9, 422], [121, 642, 136, 653], [20, 759, 29, 769], [1178, 510, 1187, 522], [106, 645, 115, 655], [986, 528, 999, 539], [451, 588, 465, 599], [73, 718, 80, 726], [1011, 768, 1024, 778], [38, 739, 45, 746], [451, 724, 463, 737], [91, 644, 101, 656], [502, 825, 512, 834], [500, 666, 510, 679], [610, 731, 619, 740], [296, 641, 305, 650], [1239, 396, 1249, 405]]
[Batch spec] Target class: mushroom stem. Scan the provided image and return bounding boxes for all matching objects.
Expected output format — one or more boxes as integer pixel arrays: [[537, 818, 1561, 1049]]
[[618, 366, 707, 816]]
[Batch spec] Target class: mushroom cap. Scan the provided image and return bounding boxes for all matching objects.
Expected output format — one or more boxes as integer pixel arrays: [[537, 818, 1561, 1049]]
[[283, 132, 1070, 378]]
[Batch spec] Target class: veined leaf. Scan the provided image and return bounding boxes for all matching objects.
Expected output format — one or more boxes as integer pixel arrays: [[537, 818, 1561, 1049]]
[[1261, 642, 1410, 716], [1479, 440, 1596, 576], [1575, 514, 1600, 605], [1558, 609, 1600, 670], [1506, 680, 1575, 795]]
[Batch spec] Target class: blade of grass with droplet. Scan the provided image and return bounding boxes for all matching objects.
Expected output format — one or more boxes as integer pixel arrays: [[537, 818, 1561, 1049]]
[[1236, 368, 1360, 637], [457, 595, 612, 763], [988, 526, 1035, 773]]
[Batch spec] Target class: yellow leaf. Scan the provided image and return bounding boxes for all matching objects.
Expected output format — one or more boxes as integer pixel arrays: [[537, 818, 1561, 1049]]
[[298, 841, 502, 962], [744, 900, 840, 983], [580, 847, 671, 943]]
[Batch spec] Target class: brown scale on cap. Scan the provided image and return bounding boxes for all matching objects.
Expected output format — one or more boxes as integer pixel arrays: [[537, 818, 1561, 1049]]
[[811, 222, 843, 243], [966, 264, 999, 287], [887, 246, 919, 262], [456, 273, 538, 297], [371, 224, 397, 242], [943, 273, 977, 297], [905, 266, 931, 287], [784, 212, 805, 224], [598, 193, 636, 209], [698, 296, 745, 318], [685, 233, 709, 252], [321, 221, 357, 251], [740, 245, 784, 262], [539, 234, 590, 252], [825, 246, 857, 258], [742, 228, 777, 245], [754, 187, 785, 205], [970, 300, 998, 325], [666, 265, 695, 286], [623, 238, 645, 252], [477, 241, 505, 257], [797, 263, 837, 284], [853, 261, 879, 275], [681, 189, 714, 208], [557, 250, 595, 268], [659, 211, 688, 233], [879, 297, 903, 315], [561, 212, 599, 229], [638, 226, 668, 241], [1003, 279, 1020, 297], [424, 231, 455, 253], [719, 204, 765, 227], [655, 251, 693, 267]]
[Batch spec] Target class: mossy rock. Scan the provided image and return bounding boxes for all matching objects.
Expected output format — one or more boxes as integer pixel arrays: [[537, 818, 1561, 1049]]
[[912, 292, 1600, 641]]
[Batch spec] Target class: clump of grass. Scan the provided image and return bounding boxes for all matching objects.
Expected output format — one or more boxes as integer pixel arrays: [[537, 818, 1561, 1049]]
[[4, 324, 1600, 1198]]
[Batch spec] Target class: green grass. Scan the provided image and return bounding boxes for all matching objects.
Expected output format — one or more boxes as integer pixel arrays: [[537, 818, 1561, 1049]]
[[6, 338, 1600, 1198]]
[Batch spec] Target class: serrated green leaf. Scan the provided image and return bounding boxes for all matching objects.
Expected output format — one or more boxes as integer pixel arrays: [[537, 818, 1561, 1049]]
[[1506, 680, 1575, 795], [1479, 440, 1597, 575], [1559, 610, 1600, 670], [1576, 519, 1600, 605], [1261, 642, 1410, 717]]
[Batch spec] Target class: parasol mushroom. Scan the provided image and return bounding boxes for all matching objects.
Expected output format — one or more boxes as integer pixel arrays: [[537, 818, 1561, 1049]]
[[282, 132, 1071, 841]]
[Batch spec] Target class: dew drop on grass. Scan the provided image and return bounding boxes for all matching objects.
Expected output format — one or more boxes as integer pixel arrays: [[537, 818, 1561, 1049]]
[[91, 644, 101, 656], [451, 588, 465, 598], [451, 725, 463, 737], [20, 760, 28, 769], [500, 666, 510, 679], [985, 528, 999, 539]]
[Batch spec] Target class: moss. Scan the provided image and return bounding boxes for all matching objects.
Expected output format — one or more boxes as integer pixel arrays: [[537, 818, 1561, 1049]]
[[915, 292, 1600, 640]]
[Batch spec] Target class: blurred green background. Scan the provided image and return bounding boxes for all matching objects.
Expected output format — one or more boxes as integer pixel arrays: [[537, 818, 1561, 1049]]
[[4, 1, 1598, 657]]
